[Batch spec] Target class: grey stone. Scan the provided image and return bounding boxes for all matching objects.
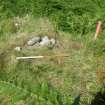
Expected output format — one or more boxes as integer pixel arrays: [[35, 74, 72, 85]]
[[40, 36, 50, 46], [27, 36, 41, 46]]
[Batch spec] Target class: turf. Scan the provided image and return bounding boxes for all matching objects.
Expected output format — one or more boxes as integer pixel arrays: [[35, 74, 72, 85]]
[[0, 0, 105, 105]]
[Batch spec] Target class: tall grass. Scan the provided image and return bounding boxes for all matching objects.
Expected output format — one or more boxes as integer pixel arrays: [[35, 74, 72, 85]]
[[1, 0, 105, 34]]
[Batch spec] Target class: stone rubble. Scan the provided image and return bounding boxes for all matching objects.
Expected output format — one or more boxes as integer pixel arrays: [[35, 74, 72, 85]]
[[14, 36, 56, 51], [27, 36, 56, 46]]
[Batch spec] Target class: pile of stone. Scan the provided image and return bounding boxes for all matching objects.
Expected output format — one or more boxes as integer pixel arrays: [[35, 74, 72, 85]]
[[14, 36, 56, 51], [27, 36, 56, 46]]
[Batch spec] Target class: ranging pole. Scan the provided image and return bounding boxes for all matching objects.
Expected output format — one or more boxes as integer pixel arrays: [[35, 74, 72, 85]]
[[93, 21, 102, 41]]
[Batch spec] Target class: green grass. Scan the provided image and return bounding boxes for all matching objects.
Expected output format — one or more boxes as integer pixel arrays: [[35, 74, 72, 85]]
[[0, 16, 102, 105], [0, 0, 105, 105], [0, 80, 73, 105]]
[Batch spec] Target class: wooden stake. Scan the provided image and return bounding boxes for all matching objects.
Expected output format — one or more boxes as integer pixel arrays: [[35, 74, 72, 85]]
[[16, 56, 44, 60], [93, 21, 102, 41], [16, 54, 69, 60]]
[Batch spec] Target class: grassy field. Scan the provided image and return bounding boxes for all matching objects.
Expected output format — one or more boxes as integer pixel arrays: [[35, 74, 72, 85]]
[[0, 0, 105, 105]]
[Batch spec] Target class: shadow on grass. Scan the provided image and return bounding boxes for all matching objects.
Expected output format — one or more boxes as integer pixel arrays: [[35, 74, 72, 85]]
[[91, 91, 105, 105], [72, 94, 80, 105]]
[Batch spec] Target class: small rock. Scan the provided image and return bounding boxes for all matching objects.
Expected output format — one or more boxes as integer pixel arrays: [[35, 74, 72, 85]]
[[15, 23, 19, 27], [50, 38, 56, 45], [40, 36, 50, 46], [14, 46, 21, 51], [27, 36, 41, 46]]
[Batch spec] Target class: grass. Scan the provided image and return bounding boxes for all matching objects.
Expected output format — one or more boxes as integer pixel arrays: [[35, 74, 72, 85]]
[[0, 80, 74, 105], [0, 16, 103, 105], [1, 1, 105, 103]]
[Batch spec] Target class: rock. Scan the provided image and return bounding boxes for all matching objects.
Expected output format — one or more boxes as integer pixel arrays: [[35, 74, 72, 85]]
[[27, 36, 41, 46], [27, 36, 56, 48], [40, 36, 50, 46], [14, 46, 21, 51], [50, 38, 56, 45]]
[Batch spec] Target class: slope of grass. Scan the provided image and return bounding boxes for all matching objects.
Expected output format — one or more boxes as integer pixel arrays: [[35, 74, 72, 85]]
[[1, 0, 105, 34], [0, 0, 105, 105], [0, 16, 102, 105], [0, 80, 73, 105]]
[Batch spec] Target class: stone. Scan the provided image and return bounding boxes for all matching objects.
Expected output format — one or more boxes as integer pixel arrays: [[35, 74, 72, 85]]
[[50, 38, 56, 45], [27, 36, 41, 46], [14, 46, 21, 51], [39, 36, 50, 46]]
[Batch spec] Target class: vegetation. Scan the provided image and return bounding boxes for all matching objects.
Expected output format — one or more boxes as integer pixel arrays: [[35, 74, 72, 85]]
[[0, 0, 105, 105]]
